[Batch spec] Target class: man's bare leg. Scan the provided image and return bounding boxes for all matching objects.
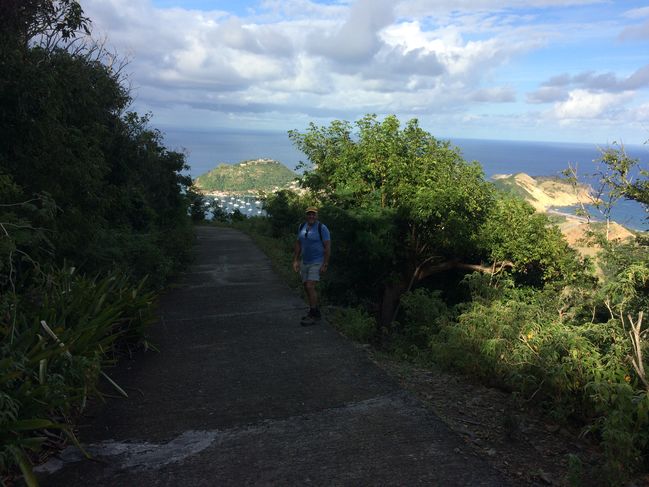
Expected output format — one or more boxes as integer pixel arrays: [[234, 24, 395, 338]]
[[304, 281, 318, 308]]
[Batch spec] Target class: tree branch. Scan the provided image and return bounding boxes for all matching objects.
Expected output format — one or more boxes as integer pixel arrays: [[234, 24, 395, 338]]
[[628, 311, 649, 392], [417, 259, 514, 281]]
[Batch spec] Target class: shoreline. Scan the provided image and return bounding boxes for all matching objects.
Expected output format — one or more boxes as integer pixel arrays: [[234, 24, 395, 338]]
[[546, 207, 592, 223]]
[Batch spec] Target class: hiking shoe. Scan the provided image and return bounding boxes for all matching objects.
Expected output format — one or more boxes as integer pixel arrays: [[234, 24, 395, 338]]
[[301, 314, 323, 326], [300, 308, 322, 325], [300, 315, 317, 326]]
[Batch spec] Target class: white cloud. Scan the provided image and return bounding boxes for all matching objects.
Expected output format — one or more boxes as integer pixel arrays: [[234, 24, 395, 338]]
[[552, 89, 634, 120], [619, 5, 649, 40], [214, 18, 293, 55], [381, 16, 547, 86], [258, 0, 348, 20], [527, 86, 566, 103], [619, 20, 649, 41], [622, 6, 649, 19], [395, 0, 605, 17], [83, 0, 549, 112], [469, 87, 516, 102], [529, 65, 649, 105], [78, 0, 649, 144], [307, 0, 395, 64], [627, 102, 649, 123]]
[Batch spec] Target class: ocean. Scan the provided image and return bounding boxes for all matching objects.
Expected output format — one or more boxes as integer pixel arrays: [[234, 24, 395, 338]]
[[161, 128, 649, 230]]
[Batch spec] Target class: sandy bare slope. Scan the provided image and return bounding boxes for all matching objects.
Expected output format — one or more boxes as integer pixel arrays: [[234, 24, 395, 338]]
[[493, 173, 634, 247]]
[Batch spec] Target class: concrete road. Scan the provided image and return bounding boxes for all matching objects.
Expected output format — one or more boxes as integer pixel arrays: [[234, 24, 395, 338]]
[[40, 226, 509, 486]]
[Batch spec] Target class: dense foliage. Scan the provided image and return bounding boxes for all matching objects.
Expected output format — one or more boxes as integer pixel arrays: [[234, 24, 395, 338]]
[[286, 115, 579, 324], [194, 159, 297, 193], [1, 2, 193, 483], [256, 116, 649, 484]]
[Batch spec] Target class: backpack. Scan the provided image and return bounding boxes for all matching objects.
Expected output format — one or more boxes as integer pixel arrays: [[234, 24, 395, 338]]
[[299, 221, 324, 245]]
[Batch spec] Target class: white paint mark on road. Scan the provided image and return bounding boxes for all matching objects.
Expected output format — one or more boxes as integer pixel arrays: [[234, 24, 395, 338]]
[[35, 430, 219, 474], [36, 394, 415, 476]]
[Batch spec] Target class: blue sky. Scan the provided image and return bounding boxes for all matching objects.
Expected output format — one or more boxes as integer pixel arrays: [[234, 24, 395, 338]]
[[81, 0, 649, 145]]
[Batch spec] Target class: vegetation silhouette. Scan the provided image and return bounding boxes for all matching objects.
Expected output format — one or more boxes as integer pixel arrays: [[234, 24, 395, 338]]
[[253, 115, 649, 484], [3, 0, 649, 484], [1, 2, 193, 483]]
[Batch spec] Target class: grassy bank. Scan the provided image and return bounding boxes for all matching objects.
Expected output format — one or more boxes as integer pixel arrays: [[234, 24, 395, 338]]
[[1, 269, 157, 485]]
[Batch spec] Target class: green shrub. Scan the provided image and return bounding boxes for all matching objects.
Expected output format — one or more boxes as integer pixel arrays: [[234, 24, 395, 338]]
[[426, 287, 648, 482], [585, 383, 649, 482], [331, 307, 376, 343], [263, 189, 309, 238], [229, 209, 246, 222], [389, 289, 450, 360], [244, 114, 649, 481], [0, 267, 155, 482], [1, 4, 194, 484]]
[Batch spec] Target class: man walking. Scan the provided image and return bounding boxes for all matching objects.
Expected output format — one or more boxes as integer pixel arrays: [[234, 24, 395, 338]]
[[293, 206, 331, 325]]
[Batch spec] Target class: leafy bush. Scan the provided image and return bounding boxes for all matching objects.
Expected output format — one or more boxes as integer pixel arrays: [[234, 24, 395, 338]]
[[586, 382, 649, 481], [423, 284, 648, 482], [187, 186, 207, 222], [478, 195, 586, 286], [330, 307, 376, 343], [253, 113, 649, 482], [263, 189, 310, 238], [1, 267, 155, 483], [229, 208, 246, 222], [0, 4, 194, 482], [389, 289, 450, 360]]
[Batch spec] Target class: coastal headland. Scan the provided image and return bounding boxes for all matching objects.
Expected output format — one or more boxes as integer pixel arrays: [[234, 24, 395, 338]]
[[193, 158, 298, 195], [492, 172, 633, 249], [194, 157, 635, 248]]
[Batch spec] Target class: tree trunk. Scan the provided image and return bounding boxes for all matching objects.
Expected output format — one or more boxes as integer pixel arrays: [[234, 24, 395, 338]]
[[379, 279, 407, 329], [378, 259, 514, 328]]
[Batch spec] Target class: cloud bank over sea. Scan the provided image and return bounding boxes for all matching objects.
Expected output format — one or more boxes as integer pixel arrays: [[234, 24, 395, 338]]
[[82, 0, 649, 144]]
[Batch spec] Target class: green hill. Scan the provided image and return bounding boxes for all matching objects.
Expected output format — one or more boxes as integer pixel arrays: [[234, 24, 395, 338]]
[[194, 158, 297, 193]]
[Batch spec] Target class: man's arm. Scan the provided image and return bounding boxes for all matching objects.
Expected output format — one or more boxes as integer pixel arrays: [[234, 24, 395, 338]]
[[320, 240, 331, 273], [292, 240, 301, 272]]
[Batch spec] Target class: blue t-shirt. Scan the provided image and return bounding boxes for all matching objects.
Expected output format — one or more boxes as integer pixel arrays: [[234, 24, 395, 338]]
[[297, 221, 330, 264]]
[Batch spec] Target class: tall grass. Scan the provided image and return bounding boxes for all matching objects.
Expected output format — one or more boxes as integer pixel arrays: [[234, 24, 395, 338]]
[[1, 267, 155, 485]]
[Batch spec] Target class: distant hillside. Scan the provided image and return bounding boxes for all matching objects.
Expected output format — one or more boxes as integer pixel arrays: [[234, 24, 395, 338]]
[[491, 173, 591, 212], [194, 158, 297, 193], [491, 172, 634, 252]]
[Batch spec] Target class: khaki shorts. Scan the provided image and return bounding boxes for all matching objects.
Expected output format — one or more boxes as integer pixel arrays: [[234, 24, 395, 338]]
[[300, 263, 321, 282]]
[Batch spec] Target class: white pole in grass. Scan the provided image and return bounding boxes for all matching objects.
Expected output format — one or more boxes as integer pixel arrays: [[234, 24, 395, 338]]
[[40, 320, 129, 398]]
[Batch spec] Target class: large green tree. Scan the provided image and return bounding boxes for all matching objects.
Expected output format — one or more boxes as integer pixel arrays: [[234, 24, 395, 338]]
[[2, 35, 193, 282], [0, 2, 195, 482], [0, 0, 89, 46], [0, 0, 192, 285], [290, 115, 575, 325]]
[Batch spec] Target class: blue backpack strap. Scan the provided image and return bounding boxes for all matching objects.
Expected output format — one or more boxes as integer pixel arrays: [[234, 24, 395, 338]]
[[299, 222, 325, 246]]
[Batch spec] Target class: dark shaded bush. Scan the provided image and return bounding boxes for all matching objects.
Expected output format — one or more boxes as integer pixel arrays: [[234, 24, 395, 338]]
[[0, 2, 194, 482]]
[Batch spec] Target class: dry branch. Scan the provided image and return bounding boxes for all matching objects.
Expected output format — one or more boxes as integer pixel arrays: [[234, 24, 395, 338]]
[[40, 320, 129, 398], [628, 311, 649, 392]]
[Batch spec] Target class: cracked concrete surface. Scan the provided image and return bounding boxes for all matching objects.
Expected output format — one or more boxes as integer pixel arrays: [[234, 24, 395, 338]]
[[40, 226, 509, 486]]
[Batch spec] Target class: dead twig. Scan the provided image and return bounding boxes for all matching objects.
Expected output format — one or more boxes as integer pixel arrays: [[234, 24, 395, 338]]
[[628, 312, 649, 392], [40, 320, 129, 398]]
